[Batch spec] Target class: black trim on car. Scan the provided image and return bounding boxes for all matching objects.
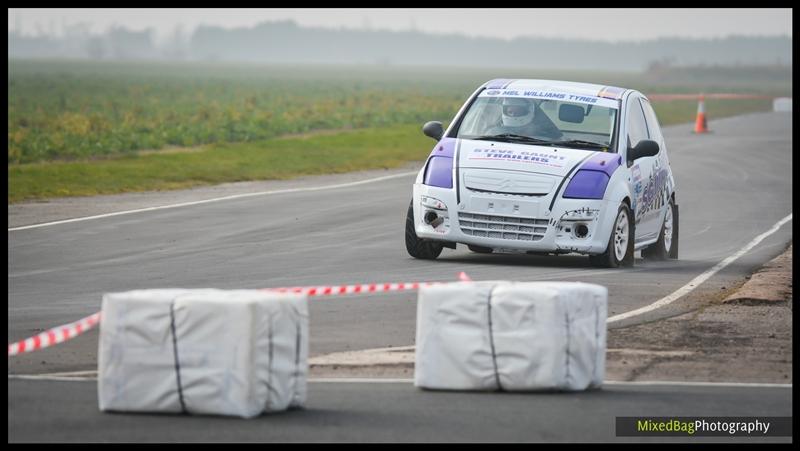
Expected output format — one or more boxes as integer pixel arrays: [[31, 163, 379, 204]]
[[467, 187, 548, 197], [610, 93, 625, 153], [446, 86, 486, 207], [446, 88, 485, 139], [548, 152, 594, 212], [455, 138, 462, 205]]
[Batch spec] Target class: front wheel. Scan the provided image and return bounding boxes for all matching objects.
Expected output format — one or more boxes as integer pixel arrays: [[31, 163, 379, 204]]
[[405, 201, 443, 260], [589, 203, 635, 268], [642, 199, 679, 260]]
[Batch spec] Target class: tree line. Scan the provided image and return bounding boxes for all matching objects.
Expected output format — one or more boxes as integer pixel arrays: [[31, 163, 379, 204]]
[[8, 20, 792, 71]]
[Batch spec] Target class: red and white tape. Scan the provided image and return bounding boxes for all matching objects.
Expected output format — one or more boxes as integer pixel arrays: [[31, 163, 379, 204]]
[[8, 312, 100, 357], [266, 281, 437, 296], [8, 273, 472, 357], [264, 271, 472, 296]]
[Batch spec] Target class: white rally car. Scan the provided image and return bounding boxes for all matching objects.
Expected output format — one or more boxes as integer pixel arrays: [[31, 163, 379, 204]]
[[405, 79, 678, 267]]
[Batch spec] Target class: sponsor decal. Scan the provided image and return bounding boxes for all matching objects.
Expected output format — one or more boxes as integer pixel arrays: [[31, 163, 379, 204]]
[[523, 90, 566, 99], [479, 89, 618, 108], [631, 164, 642, 181], [636, 167, 670, 219], [630, 164, 642, 218], [467, 148, 567, 168]]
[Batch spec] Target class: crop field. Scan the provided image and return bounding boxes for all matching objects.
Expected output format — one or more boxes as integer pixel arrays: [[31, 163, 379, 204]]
[[8, 60, 475, 164], [7, 59, 789, 202]]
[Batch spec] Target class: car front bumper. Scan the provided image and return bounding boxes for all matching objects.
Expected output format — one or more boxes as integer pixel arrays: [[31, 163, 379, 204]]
[[412, 183, 619, 255]]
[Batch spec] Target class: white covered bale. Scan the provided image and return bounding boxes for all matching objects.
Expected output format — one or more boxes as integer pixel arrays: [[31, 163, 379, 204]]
[[415, 281, 607, 391], [98, 289, 308, 418]]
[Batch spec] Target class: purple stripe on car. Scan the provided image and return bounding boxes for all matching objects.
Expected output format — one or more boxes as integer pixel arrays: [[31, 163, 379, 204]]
[[484, 79, 512, 89], [424, 156, 453, 188], [562, 170, 609, 199], [429, 137, 457, 159], [561, 151, 620, 199], [579, 152, 622, 177], [423, 138, 457, 188]]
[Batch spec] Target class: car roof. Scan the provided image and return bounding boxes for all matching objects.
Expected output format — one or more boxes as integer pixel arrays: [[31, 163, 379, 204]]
[[483, 79, 629, 101]]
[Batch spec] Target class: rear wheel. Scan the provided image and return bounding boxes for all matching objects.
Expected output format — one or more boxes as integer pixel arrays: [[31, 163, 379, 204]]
[[589, 203, 635, 268], [405, 201, 443, 260], [642, 199, 679, 260]]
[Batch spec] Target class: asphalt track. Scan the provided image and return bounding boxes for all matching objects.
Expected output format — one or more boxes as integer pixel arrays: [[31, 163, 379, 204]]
[[7, 379, 792, 442], [7, 112, 793, 441]]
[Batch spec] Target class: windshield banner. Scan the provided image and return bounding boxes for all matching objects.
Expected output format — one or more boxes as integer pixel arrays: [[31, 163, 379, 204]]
[[480, 89, 619, 109]]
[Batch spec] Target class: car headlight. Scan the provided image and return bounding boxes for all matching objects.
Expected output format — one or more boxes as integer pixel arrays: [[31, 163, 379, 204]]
[[562, 170, 610, 200], [423, 156, 453, 189]]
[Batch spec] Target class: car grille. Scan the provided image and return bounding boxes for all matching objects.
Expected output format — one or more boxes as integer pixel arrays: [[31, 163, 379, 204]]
[[466, 187, 545, 198], [458, 212, 549, 241]]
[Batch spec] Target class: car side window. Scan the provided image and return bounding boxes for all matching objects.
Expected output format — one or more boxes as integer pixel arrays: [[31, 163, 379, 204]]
[[626, 97, 650, 148], [639, 99, 663, 144]]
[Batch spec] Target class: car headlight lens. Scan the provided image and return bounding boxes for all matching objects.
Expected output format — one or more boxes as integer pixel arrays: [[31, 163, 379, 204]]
[[423, 156, 453, 189], [562, 170, 610, 200]]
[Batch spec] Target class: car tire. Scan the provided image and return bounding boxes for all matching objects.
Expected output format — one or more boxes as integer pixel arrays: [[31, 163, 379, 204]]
[[589, 203, 635, 268], [642, 198, 679, 260], [405, 200, 443, 260], [468, 245, 493, 254]]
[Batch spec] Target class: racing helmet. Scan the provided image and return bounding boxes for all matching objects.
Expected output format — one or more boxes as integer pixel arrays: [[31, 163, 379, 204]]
[[501, 97, 534, 127]]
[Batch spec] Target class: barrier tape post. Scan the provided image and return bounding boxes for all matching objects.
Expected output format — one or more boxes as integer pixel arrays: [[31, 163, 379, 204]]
[[8, 273, 470, 357]]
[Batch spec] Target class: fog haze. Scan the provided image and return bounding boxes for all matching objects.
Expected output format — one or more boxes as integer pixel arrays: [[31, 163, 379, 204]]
[[8, 8, 792, 71], [9, 8, 792, 42]]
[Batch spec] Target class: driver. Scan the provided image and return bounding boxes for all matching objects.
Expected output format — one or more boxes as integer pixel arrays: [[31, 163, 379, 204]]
[[487, 97, 563, 140]]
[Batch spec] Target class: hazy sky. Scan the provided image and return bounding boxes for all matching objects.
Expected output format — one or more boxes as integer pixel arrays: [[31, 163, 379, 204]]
[[8, 8, 793, 43]]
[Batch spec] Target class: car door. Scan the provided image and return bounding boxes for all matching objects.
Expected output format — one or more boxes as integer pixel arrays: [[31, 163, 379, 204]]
[[639, 98, 673, 237], [624, 95, 661, 243]]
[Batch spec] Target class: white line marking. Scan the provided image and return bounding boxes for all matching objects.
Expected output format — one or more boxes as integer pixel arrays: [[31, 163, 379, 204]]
[[8, 171, 418, 231], [313, 379, 791, 388], [7, 373, 792, 388], [7, 370, 99, 380], [602, 380, 792, 388], [607, 213, 792, 324], [28, 370, 98, 377], [8, 375, 95, 382], [310, 378, 415, 384]]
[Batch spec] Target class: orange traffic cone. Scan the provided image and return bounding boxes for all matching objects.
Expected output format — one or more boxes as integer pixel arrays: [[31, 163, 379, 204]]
[[693, 94, 709, 133]]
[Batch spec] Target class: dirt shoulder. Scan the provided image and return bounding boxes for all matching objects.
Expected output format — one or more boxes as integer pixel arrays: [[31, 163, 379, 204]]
[[606, 243, 792, 383]]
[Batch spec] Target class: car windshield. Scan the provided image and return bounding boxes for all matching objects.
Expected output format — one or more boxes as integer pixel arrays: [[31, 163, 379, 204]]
[[454, 92, 619, 151]]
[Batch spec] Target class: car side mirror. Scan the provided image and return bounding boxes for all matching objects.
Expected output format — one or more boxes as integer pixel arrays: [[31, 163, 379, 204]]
[[422, 121, 444, 141], [628, 139, 660, 161]]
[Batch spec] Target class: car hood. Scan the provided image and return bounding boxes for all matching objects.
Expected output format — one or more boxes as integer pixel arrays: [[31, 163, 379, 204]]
[[457, 138, 595, 178]]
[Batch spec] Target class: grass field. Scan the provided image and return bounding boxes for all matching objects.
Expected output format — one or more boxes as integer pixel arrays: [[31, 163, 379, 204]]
[[7, 60, 788, 203], [8, 124, 432, 202]]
